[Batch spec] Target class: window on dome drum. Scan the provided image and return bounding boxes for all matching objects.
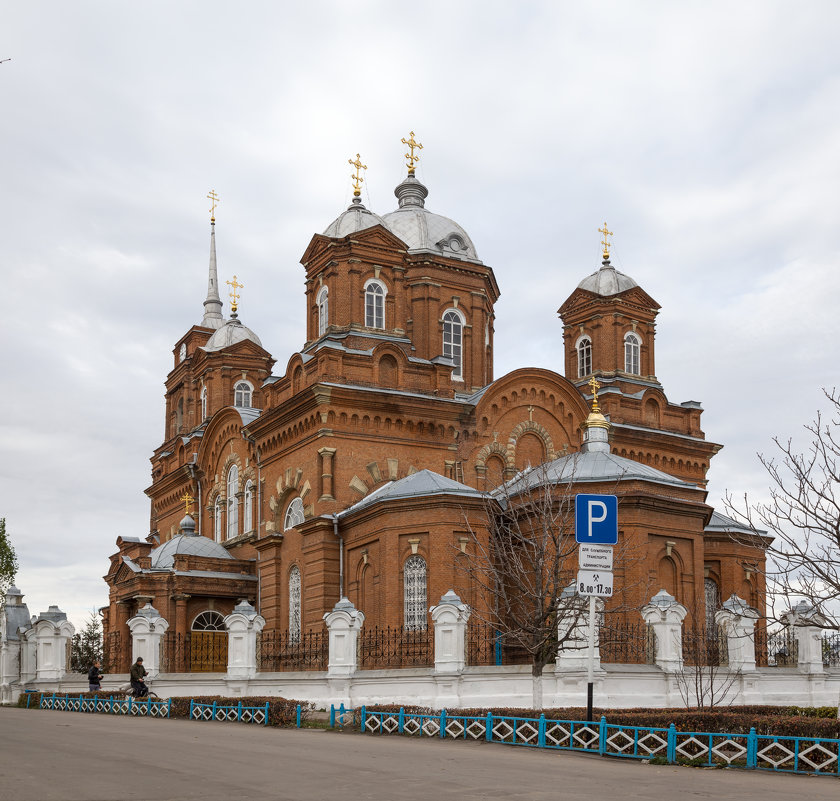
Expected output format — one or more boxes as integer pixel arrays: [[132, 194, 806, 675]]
[[577, 337, 592, 378], [624, 333, 641, 375], [243, 480, 253, 533], [192, 611, 226, 631], [403, 555, 428, 630], [226, 465, 239, 540], [234, 381, 252, 408], [365, 282, 385, 329], [317, 286, 328, 336], [213, 497, 223, 543], [289, 565, 302, 642], [442, 310, 464, 380], [284, 497, 305, 530]]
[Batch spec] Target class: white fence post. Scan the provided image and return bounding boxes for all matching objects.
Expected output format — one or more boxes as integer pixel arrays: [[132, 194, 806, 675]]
[[224, 600, 265, 680], [715, 594, 758, 672], [429, 590, 470, 673], [127, 603, 169, 678], [324, 597, 365, 677], [641, 590, 687, 673], [26, 606, 75, 683], [784, 601, 828, 674]]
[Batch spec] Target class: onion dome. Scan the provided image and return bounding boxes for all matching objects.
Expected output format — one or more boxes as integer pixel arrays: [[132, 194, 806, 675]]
[[202, 311, 263, 352], [381, 175, 480, 262], [323, 197, 387, 238]]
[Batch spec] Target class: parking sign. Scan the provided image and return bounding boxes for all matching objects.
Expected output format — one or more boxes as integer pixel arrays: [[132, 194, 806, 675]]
[[575, 494, 618, 544]]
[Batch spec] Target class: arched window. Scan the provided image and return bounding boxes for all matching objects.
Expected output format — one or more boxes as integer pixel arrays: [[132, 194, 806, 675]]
[[176, 398, 184, 433], [284, 497, 305, 530], [213, 496, 223, 543], [317, 286, 329, 336], [192, 611, 226, 631], [364, 280, 386, 329], [289, 565, 302, 641], [442, 309, 464, 381], [577, 336, 592, 378], [226, 464, 239, 540], [179, 343, 187, 362], [200, 386, 207, 421], [234, 381, 252, 408], [243, 480, 253, 533], [403, 555, 428, 630], [624, 332, 641, 375], [705, 577, 720, 633]]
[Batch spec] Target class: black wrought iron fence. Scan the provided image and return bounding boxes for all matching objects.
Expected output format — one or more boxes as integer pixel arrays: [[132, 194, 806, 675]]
[[102, 631, 125, 673], [822, 631, 840, 667], [755, 629, 798, 667], [465, 621, 536, 667], [161, 632, 190, 673], [682, 627, 728, 666], [599, 622, 656, 665], [257, 630, 328, 672], [358, 625, 432, 669]]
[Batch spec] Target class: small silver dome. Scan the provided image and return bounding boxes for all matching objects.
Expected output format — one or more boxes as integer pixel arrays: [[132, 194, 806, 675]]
[[380, 175, 479, 262], [202, 314, 263, 352], [577, 259, 638, 296], [324, 198, 386, 238], [150, 535, 234, 569]]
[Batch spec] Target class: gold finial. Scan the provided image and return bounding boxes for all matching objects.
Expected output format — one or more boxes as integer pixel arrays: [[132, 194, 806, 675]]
[[348, 153, 367, 198], [226, 275, 243, 314], [598, 222, 613, 260], [180, 491, 195, 517], [207, 190, 220, 222], [588, 376, 602, 412], [401, 130, 423, 175], [586, 376, 610, 429]]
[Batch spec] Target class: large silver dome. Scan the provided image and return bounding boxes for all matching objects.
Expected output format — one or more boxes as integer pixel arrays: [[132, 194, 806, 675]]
[[380, 176, 479, 262], [577, 260, 638, 296], [323, 198, 386, 238], [150, 535, 234, 569], [202, 314, 263, 352]]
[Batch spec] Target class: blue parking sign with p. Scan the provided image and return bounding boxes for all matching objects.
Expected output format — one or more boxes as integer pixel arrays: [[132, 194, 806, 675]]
[[575, 494, 618, 544]]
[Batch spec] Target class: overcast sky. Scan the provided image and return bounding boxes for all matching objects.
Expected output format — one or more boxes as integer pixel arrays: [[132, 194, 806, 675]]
[[2, 2, 839, 628]]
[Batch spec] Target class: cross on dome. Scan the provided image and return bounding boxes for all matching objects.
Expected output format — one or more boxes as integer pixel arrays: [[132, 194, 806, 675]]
[[226, 275, 243, 314], [401, 130, 423, 175], [348, 153, 367, 198]]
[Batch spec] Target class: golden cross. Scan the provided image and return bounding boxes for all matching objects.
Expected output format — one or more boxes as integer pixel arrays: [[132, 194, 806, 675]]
[[588, 376, 602, 412], [207, 190, 220, 222], [180, 491, 195, 517], [598, 222, 613, 260], [348, 153, 367, 198], [226, 275, 243, 313], [401, 130, 423, 174]]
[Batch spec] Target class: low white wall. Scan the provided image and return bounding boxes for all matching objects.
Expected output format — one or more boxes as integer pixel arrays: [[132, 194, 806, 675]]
[[31, 665, 840, 712]]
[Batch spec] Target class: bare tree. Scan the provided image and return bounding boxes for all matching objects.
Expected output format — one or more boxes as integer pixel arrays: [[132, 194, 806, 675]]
[[458, 458, 646, 709], [725, 388, 840, 627]]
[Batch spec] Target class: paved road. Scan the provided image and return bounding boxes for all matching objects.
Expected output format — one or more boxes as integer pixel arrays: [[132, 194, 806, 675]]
[[0, 707, 836, 800]]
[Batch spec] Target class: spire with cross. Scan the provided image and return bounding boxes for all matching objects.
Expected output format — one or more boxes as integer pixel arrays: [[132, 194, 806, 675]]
[[207, 189, 220, 223]]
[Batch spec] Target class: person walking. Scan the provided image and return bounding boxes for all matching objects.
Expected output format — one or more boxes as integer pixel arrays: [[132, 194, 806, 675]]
[[87, 660, 104, 692], [129, 657, 148, 698]]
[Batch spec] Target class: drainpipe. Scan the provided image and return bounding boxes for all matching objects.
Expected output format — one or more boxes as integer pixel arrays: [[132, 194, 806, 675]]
[[333, 513, 344, 599], [187, 464, 201, 537], [243, 430, 262, 613]]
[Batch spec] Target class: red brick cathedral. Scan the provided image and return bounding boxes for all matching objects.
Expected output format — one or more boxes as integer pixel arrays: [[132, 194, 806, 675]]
[[104, 139, 766, 659]]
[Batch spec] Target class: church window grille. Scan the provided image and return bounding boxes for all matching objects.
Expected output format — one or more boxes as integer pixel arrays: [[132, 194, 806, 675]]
[[403, 555, 428, 630], [705, 577, 720, 633], [624, 333, 641, 375], [577, 337, 592, 378], [226, 464, 239, 540], [442, 309, 464, 381], [364, 280, 385, 329], [243, 480, 253, 533], [317, 286, 329, 336], [284, 497, 305, 530], [200, 386, 207, 420], [213, 496, 223, 543], [192, 611, 226, 631], [289, 565, 302, 642], [234, 381, 252, 408]]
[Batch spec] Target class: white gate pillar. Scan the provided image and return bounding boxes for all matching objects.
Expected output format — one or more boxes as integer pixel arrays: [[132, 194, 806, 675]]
[[641, 590, 687, 673], [0, 586, 30, 702], [30, 606, 75, 682], [224, 600, 265, 680], [784, 601, 828, 674], [715, 594, 759, 672], [429, 590, 470, 673], [127, 603, 169, 678], [324, 598, 365, 677]]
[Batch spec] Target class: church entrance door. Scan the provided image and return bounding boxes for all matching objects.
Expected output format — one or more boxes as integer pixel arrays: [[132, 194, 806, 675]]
[[190, 611, 228, 672]]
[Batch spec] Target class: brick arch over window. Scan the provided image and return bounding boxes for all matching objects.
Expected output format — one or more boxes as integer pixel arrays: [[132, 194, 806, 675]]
[[474, 441, 512, 472], [507, 420, 556, 466]]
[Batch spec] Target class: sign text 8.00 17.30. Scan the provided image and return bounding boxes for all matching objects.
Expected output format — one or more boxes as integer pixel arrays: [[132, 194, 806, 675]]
[[576, 569, 613, 597]]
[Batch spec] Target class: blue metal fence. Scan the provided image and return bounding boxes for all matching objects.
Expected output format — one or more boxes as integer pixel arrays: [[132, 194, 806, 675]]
[[351, 707, 840, 777], [40, 693, 171, 718], [190, 699, 271, 725]]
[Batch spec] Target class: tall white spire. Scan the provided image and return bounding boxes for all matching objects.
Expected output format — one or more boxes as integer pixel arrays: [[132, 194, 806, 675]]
[[202, 191, 224, 330]]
